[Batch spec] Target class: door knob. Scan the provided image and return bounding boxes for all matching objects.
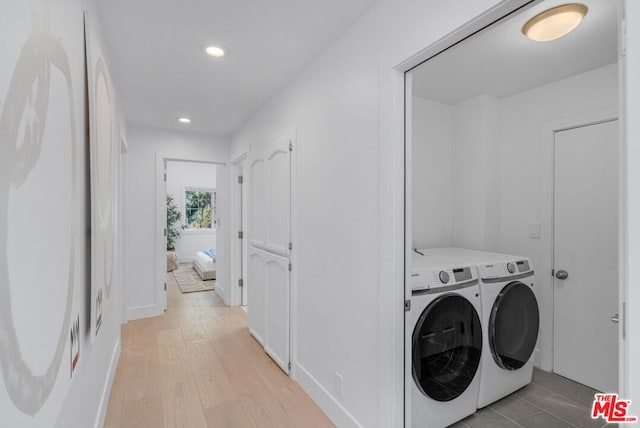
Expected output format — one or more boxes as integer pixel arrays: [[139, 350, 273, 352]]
[[611, 313, 619, 324], [555, 270, 569, 280]]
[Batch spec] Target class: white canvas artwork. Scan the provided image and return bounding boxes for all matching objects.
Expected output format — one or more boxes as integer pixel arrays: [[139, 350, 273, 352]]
[[85, 11, 119, 342], [0, 0, 84, 423]]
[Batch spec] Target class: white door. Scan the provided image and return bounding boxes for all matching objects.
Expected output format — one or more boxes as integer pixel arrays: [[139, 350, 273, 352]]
[[247, 137, 291, 373], [553, 120, 619, 393]]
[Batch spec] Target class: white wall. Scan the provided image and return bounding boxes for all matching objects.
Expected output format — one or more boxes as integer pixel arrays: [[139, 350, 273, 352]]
[[124, 125, 229, 319], [411, 97, 453, 249], [412, 63, 618, 371], [230, 1, 510, 426], [1, 1, 124, 427], [499, 63, 618, 368], [451, 94, 501, 251], [166, 161, 217, 262]]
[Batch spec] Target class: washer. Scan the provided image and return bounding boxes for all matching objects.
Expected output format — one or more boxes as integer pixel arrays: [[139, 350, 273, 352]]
[[409, 254, 483, 427], [418, 248, 540, 408]]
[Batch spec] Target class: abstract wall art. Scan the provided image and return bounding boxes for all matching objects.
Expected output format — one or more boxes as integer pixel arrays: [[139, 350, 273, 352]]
[[0, 0, 83, 421], [84, 10, 119, 342]]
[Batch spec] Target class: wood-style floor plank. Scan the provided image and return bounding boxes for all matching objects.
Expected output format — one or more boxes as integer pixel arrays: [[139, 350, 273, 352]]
[[103, 271, 334, 427]]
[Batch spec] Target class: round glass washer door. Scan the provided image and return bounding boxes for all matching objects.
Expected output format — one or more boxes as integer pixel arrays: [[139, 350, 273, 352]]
[[412, 294, 482, 402], [489, 281, 540, 370]]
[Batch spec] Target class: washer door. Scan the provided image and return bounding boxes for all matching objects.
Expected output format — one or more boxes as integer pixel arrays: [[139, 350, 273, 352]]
[[412, 294, 482, 402], [489, 281, 540, 370]]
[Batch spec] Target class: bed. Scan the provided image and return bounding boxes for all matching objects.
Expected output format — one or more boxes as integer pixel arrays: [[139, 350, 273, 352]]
[[194, 249, 216, 280]]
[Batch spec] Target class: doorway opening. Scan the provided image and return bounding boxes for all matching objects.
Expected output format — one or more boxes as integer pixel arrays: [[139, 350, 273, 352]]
[[155, 154, 226, 312], [403, 0, 624, 423]]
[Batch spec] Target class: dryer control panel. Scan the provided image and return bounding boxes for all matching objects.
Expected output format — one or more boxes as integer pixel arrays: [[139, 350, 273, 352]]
[[478, 259, 533, 280], [410, 266, 477, 292]]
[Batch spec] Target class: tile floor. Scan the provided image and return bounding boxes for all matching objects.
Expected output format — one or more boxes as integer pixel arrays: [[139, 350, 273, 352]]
[[450, 369, 615, 428]]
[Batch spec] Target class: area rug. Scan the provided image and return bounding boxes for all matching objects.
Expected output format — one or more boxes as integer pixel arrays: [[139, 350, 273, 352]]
[[173, 263, 215, 293]]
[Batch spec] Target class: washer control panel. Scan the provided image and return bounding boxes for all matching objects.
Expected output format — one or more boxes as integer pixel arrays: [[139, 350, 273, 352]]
[[411, 266, 477, 292], [438, 271, 450, 284], [478, 259, 534, 280]]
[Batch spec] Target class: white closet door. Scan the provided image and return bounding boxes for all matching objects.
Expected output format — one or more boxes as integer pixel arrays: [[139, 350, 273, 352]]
[[247, 251, 266, 345], [247, 137, 291, 374], [553, 120, 619, 392]]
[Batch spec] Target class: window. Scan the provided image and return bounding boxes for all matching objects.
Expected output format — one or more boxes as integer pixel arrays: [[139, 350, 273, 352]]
[[184, 188, 216, 230]]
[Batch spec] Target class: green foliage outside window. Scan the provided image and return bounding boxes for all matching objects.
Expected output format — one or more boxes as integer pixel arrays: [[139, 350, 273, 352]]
[[185, 190, 215, 229]]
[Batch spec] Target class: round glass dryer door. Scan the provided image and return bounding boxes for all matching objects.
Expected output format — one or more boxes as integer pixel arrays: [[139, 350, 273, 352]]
[[489, 281, 540, 370], [412, 294, 482, 402]]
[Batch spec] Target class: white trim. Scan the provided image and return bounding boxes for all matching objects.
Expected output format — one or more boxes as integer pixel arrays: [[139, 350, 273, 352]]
[[289, 129, 299, 379], [215, 282, 226, 305], [93, 338, 121, 428], [394, 2, 537, 426], [402, 71, 413, 428], [229, 153, 248, 307], [295, 362, 362, 428], [539, 108, 618, 372], [127, 304, 163, 321], [617, 0, 629, 399], [249, 327, 264, 347], [154, 152, 226, 315]]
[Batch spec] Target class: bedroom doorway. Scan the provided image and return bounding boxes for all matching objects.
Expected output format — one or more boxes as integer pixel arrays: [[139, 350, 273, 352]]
[[155, 154, 226, 312]]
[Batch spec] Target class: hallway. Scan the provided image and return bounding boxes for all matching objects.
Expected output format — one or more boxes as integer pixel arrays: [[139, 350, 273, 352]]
[[104, 274, 333, 427]]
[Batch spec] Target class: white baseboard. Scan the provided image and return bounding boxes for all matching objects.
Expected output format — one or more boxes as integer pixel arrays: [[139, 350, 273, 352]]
[[295, 362, 362, 428], [94, 339, 121, 428], [215, 284, 226, 304], [127, 304, 163, 321]]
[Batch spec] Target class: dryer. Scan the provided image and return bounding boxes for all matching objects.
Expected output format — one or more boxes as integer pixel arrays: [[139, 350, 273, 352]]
[[408, 254, 483, 427], [418, 248, 540, 408]]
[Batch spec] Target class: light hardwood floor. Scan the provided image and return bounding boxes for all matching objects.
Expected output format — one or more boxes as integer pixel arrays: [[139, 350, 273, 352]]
[[104, 273, 334, 428]]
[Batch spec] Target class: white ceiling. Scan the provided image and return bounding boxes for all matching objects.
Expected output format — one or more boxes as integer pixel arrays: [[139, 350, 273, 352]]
[[95, 0, 378, 136], [412, 0, 618, 104]]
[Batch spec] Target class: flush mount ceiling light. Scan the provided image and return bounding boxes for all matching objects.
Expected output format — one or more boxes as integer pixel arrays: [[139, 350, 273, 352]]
[[205, 45, 226, 58], [522, 3, 588, 42], [177, 117, 191, 124]]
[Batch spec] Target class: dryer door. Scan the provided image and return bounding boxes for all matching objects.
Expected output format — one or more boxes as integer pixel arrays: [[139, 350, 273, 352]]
[[489, 281, 540, 370], [412, 294, 482, 402]]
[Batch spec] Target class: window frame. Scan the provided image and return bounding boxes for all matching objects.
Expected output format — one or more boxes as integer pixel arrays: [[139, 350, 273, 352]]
[[183, 187, 216, 232]]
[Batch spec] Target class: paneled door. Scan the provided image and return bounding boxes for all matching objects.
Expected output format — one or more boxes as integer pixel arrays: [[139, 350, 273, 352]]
[[553, 120, 619, 393], [247, 137, 291, 373]]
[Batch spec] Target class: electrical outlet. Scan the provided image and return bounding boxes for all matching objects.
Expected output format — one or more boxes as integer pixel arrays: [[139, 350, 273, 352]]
[[334, 372, 343, 399]]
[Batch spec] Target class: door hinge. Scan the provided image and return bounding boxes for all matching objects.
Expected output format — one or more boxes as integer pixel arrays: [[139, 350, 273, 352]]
[[164, 282, 167, 291], [404, 300, 411, 312], [238, 175, 243, 184], [164, 228, 167, 237], [287, 362, 291, 370], [288, 242, 292, 251], [238, 278, 244, 288], [288, 263, 292, 272], [289, 143, 293, 152], [551, 269, 555, 277], [238, 231, 243, 239], [164, 173, 167, 182]]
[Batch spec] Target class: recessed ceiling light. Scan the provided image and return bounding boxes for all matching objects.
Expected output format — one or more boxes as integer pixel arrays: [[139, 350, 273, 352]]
[[205, 45, 226, 58], [177, 117, 191, 124], [522, 3, 588, 42]]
